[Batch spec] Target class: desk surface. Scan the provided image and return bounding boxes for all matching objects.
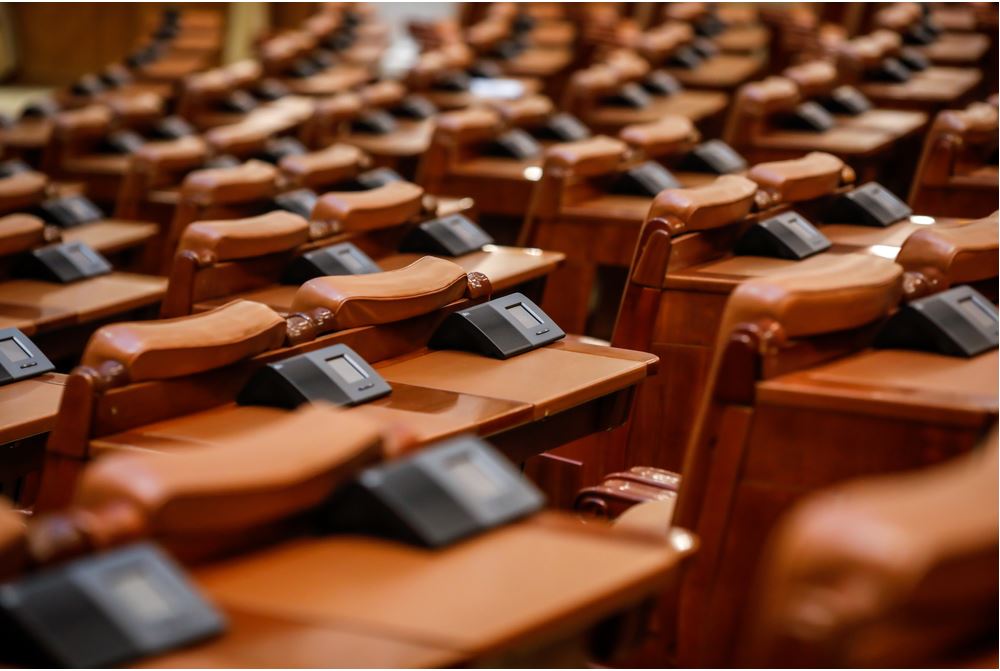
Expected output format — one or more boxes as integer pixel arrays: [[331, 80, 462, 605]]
[[342, 119, 434, 158], [164, 512, 681, 666], [92, 340, 655, 457], [378, 339, 655, 419], [758, 349, 998, 426], [861, 67, 981, 104], [0, 273, 165, 328], [0, 373, 67, 445], [755, 125, 895, 157]]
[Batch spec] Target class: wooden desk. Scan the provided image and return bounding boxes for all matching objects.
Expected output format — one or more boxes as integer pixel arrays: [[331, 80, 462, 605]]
[[835, 108, 927, 135], [0, 373, 66, 446], [860, 67, 982, 112], [92, 339, 656, 465], [917, 33, 990, 65], [0, 274, 165, 326], [149, 513, 683, 667]]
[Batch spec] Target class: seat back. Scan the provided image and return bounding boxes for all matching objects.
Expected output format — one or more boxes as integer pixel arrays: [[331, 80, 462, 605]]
[[673, 257, 904, 664], [417, 107, 504, 193], [723, 76, 801, 149], [743, 425, 998, 667]]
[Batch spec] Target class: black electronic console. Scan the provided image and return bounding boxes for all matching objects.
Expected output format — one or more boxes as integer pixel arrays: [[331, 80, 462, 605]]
[[734, 211, 831, 260], [148, 116, 195, 140], [37, 194, 104, 228], [533, 113, 591, 142], [273, 188, 318, 219], [253, 78, 291, 102], [602, 82, 652, 109], [288, 57, 321, 79], [355, 167, 405, 190], [668, 45, 704, 69], [899, 47, 930, 72], [429, 292, 565, 359], [351, 110, 398, 135], [18, 241, 112, 283], [819, 85, 873, 116], [779, 101, 835, 132], [691, 37, 720, 59], [0, 159, 32, 178], [0, 328, 54, 385], [612, 161, 680, 197], [825, 181, 912, 227], [321, 435, 545, 548], [392, 95, 437, 120], [486, 129, 542, 159], [258, 136, 308, 164], [238, 343, 390, 409], [21, 99, 60, 120], [101, 129, 145, 155], [875, 286, 998, 358], [432, 70, 472, 92], [679, 139, 747, 174], [282, 241, 381, 284], [0, 543, 225, 668], [217, 90, 258, 114], [868, 57, 912, 83], [398, 213, 494, 256], [643, 70, 682, 96], [904, 23, 936, 45]]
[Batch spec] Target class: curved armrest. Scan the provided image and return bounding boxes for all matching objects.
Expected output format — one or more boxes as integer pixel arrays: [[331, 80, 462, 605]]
[[82, 299, 287, 382], [748, 152, 850, 203], [312, 181, 424, 232], [291, 256, 488, 329], [75, 404, 384, 536], [179, 211, 310, 261]]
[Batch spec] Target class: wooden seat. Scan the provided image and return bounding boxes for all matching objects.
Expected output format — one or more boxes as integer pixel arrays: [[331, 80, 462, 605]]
[[725, 76, 917, 185], [417, 107, 543, 223], [520, 131, 720, 335], [909, 101, 999, 218], [577, 260, 997, 666], [563, 61, 728, 137]]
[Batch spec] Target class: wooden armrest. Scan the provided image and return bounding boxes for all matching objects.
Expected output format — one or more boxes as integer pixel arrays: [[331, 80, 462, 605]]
[[605, 49, 651, 82], [435, 108, 503, 145], [360, 80, 407, 108], [132, 136, 209, 173], [489, 95, 555, 127], [279, 144, 364, 189], [648, 175, 758, 231], [544, 135, 628, 176], [82, 299, 287, 381], [312, 181, 424, 232], [0, 172, 48, 212], [722, 255, 902, 339], [75, 404, 383, 536], [620, 116, 699, 158], [179, 211, 310, 261], [54, 104, 112, 140], [568, 65, 620, 98], [897, 211, 999, 285], [748, 152, 850, 203], [783, 60, 838, 98], [0, 214, 47, 257], [737, 76, 800, 115], [181, 160, 278, 206], [291, 256, 485, 329]]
